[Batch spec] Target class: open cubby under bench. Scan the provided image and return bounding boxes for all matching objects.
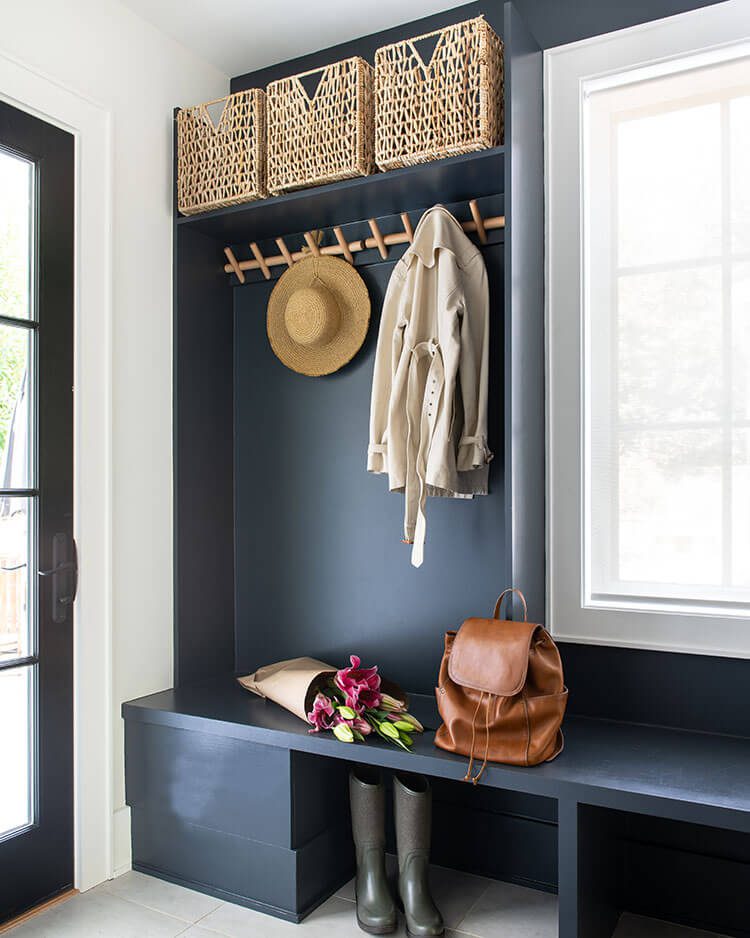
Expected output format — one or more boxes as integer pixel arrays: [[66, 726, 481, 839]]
[[122, 681, 750, 938]]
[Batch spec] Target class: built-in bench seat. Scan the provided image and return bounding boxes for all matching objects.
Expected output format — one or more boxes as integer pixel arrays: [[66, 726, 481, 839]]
[[123, 680, 750, 938]]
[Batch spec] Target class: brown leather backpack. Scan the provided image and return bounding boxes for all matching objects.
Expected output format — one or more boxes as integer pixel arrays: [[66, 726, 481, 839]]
[[434, 588, 568, 783]]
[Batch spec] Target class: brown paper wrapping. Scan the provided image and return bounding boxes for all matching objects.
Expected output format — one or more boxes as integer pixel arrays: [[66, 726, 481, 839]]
[[237, 656, 409, 726], [237, 657, 336, 723]]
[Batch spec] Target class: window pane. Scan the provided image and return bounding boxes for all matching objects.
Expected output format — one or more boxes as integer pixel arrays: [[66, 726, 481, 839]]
[[733, 429, 750, 589], [605, 429, 723, 590], [0, 498, 32, 664], [0, 150, 33, 321], [0, 324, 31, 489], [618, 266, 722, 424], [0, 664, 35, 837], [733, 261, 750, 420], [731, 96, 750, 253], [584, 50, 750, 611], [617, 103, 721, 268]]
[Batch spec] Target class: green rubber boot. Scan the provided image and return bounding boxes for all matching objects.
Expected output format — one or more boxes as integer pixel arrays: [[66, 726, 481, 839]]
[[349, 766, 397, 935], [394, 774, 444, 938]]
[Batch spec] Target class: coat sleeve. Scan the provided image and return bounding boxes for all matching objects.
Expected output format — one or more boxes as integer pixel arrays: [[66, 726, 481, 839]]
[[367, 264, 406, 473], [456, 256, 493, 471]]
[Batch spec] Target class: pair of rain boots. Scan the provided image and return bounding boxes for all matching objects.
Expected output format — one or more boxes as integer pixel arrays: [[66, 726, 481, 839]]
[[349, 767, 444, 937]]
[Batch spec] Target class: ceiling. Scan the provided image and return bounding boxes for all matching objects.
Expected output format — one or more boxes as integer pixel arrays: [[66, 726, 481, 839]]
[[120, 0, 462, 77]]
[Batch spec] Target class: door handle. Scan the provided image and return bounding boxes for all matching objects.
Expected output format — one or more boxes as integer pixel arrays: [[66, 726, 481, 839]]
[[38, 561, 75, 576], [38, 534, 78, 622]]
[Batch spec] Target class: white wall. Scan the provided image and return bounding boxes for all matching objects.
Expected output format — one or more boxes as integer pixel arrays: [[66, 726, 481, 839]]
[[0, 0, 227, 877]]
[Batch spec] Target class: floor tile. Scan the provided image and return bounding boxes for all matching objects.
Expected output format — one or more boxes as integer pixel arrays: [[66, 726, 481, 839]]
[[197, 896, 358, 936], [613, 913, 730, 938], [101, 870, 222, 923], [197, 894, 468, 937], [425, 864, 490, 930], [174, 929, 219, 938], [456, 879, 558, 938], [6, 889, 187, 937]]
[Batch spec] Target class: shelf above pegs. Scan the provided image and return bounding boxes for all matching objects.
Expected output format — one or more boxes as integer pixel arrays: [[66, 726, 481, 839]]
[[177, 146, 505, 244]]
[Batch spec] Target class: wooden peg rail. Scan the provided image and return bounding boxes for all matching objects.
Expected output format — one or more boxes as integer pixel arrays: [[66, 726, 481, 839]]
[[222, 199, 505, 280]]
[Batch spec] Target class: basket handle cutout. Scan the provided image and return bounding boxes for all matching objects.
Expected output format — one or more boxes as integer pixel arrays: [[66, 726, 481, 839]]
[[408, 32, 444, 73], [202, 97, 231, 132], [297, 69, 326, 104]]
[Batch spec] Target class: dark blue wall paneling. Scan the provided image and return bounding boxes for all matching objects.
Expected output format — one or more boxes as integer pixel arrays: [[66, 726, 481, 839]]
[[233, 248, 506, 691], [514, 0, 725, 49]]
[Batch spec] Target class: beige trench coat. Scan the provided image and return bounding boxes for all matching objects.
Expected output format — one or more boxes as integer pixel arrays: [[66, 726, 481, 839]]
[[367, 205, 492, 567]]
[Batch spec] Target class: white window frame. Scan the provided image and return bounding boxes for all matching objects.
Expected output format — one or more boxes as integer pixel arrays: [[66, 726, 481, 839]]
[[546, 0, 750, 658]]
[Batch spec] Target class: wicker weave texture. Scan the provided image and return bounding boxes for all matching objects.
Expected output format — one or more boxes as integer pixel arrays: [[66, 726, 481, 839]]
[[177, 89, 266, 215], [375, 16, 504, 171], [267, 57, 374, 195]]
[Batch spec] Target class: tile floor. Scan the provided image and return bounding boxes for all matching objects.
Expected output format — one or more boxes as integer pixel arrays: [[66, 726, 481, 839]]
[[4, 867, 729, 937]]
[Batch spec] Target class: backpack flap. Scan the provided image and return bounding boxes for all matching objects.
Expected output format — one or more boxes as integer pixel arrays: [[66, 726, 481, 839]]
[[447, 617, 541, 697]]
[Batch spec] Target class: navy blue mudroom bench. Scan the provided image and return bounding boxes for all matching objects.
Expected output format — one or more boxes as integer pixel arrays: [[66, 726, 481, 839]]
[[123, 680, 750, 937], [123, 2, 750, 936]]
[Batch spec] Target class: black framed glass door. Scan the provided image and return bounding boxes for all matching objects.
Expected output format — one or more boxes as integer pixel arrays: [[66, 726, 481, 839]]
[[0, 99, 75, 924]]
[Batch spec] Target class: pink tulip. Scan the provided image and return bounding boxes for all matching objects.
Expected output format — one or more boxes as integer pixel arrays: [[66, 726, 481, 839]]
[[334, 655, 382, 713], [307, 692, 336, 733]]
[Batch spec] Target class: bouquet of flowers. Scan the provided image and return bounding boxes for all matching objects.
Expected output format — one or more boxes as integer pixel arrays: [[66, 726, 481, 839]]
[[307, 656, 424, 751]]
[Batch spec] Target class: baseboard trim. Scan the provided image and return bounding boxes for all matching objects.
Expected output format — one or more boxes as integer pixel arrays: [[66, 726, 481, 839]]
[[132, 863, 309, 922]]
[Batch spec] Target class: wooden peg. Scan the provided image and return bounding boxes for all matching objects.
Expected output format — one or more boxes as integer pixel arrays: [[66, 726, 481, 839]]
[[249, 242, 271, 280], [469, 199, 487, 245], [275, 237, 294, 268], [304, 231, 321, 256], [223, 247, 245, 284], [368, 218, 388, 259], [333, 226, 354, 264], [400, 212, 414, 243]]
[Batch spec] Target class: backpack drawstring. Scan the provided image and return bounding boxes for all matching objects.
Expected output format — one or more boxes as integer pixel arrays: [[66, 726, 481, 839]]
[[463, 692, 494, 785], [463, 692, 484, 783]]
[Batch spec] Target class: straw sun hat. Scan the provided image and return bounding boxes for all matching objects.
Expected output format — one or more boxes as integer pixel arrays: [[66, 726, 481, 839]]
[[267, 255, 370, 377]]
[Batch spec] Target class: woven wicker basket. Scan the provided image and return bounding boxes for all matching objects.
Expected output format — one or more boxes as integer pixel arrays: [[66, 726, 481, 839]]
[[375, 16, 504, 171], [267, 57, 374, 195], [177, 89, 267, 215]]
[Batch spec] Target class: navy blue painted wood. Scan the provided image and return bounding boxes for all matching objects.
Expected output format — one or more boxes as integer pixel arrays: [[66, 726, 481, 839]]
[[561, 642, 750, 739], [173, 225, 235, 685], [178, 147, 505, 243], [130, 805, 352, 922], [125, 718, 354, 921], [502, 2, 545, 624], [233, 246, 506, 691], [122, 683, 750, 834], [513, 0, 725, 49]]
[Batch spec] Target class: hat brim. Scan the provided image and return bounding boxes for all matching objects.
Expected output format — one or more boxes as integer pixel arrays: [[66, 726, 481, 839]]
[[267, 255, 370, 377]]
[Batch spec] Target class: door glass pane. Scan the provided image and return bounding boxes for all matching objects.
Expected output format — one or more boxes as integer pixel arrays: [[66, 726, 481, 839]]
[[0, 324, 31, 489], [0, 664, 35, 837], [0, 149, 33, 321], [0, 497, 32, 663]]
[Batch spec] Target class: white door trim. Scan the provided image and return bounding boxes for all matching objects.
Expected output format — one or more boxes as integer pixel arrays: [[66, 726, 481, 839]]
[[0, 49, 114, 890]]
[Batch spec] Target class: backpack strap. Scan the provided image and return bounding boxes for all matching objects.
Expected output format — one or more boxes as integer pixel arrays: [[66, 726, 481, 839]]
[[493, 587, 528, 621]]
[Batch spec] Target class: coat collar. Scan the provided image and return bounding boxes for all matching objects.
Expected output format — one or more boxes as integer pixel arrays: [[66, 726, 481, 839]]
[[404, 205, 480, 270]]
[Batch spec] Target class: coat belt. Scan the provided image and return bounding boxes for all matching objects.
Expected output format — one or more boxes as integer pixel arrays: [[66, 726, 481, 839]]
[[404, 340, 444, 568]]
